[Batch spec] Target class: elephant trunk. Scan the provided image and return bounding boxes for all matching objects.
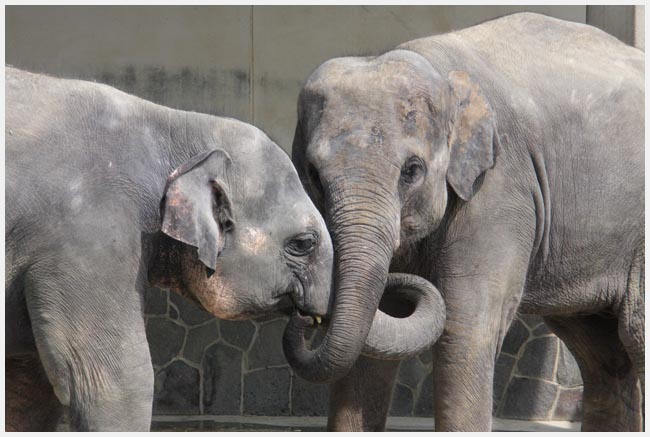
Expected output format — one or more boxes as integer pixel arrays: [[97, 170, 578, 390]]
[[362, 273, 445, 359], [283, 181, 445, 383]]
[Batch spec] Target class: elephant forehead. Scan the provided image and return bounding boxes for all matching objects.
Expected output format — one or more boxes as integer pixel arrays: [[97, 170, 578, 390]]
[[239, 226, 268, 255], [236, 172, 318, 236]]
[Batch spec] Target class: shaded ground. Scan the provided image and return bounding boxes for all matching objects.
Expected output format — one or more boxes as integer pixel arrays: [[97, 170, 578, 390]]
[[149, 416, 581, 432]]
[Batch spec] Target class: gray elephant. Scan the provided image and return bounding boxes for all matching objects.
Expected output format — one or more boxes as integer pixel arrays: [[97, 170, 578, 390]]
[[5, 67, 338, 431], [283, 13, 644, 431]]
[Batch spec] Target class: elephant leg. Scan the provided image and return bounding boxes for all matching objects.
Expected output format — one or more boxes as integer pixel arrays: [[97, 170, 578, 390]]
[[327, 355, 400, 431], [618, 248, 645, 393], [6, 355, 63, 431], [432, 278, 523, 431], [433, 318, 503, 431], [24, 256, 154, 431], [544, 315, 643, 431]]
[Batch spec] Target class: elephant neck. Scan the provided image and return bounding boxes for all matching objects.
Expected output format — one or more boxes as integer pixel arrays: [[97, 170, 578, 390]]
[[148, 234, 184, 293]]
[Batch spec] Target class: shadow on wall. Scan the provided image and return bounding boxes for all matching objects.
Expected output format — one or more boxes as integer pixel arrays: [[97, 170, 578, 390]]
[[97, 66, 250, 122]]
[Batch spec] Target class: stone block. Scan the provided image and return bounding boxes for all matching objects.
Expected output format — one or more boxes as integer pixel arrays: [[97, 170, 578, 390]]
[[501, 318, 529, 355], [144, 287, 168, 316], [556, 343, 583, 387], [413, 372, 434, 417], [291, 373, 329, 416], [516, 336, 558, 382], [390, 383, 414, 416], [203, 342, 243, 415], [398, 357, 426, 390], [169, 292, 214, 326], [169, 302, 179, 320], [417, 349, 433, 365], [500, 377, 558, 420], [518, 314, 545, 330], [220, 319, 256, 351], [146, 317, 186, 366], [553, 387, 583, 421], [183, 320, 220, 364], [533, 323, 553, 337], [243, 367, 291, 416], [154, 360, 201, 415], [248, 318, 288, 369]]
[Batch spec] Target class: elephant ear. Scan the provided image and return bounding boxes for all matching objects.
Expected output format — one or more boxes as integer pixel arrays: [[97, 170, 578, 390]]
[[160, 149, 234, 270], [446, 70, 500, 201]]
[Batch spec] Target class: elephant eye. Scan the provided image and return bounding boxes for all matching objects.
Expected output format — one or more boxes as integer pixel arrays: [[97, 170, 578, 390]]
[[400, 156, 426, 186], [286, 231, 318, 257]]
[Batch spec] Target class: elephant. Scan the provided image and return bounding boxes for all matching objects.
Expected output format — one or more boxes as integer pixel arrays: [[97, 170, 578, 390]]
[[4, 66, 340, 431], [283, 13, 644, 431]]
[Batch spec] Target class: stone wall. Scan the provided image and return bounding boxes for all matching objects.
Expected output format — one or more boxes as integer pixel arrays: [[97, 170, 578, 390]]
[[145, 288, 583, 420]]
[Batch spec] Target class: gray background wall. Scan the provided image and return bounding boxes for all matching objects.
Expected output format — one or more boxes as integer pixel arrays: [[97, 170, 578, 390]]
[[6, 5, 642, 423]]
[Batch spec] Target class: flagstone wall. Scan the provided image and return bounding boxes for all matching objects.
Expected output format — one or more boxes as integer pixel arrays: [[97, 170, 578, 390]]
[[144, 288, 583, 420]]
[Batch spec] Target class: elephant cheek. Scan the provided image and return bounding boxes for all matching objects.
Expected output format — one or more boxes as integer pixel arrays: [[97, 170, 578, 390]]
[[182, 259, 245, 320], [196, 274, 244, 320]]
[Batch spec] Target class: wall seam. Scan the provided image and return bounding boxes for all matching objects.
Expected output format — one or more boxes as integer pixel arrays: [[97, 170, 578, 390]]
[[250, 5, 255, 124]]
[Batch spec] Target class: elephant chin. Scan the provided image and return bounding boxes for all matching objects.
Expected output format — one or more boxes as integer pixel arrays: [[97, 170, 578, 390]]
[[284, 273, 445, 365]]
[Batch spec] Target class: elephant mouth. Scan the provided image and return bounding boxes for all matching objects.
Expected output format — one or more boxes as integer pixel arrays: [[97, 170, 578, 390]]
[[273, 273, 317, 318], [285, 277, 422, 328], [291, 289, 417, 326]]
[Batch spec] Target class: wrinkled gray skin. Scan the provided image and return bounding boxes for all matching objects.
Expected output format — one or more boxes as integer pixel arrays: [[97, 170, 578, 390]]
[[5, 67, 337, 431], [285, 13, 644, 431]]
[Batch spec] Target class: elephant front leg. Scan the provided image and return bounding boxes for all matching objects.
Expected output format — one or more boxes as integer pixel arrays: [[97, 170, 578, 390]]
[[432, 272, 524, 431], [432, 320, 502, 430], [24, 256, 154, 431], [327, 355, 400, 431]]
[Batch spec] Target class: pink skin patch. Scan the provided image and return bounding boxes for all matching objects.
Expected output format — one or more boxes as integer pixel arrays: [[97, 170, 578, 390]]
[[181, 253, 249, 320], [240, 227, 268, 256]]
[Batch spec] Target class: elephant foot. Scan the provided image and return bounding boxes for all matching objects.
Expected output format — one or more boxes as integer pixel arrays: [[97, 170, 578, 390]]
[[581, 370, 642, 431]]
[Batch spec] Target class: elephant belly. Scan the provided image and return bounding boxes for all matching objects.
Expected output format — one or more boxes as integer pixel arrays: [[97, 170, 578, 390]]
[[519, 269, 632, 317]]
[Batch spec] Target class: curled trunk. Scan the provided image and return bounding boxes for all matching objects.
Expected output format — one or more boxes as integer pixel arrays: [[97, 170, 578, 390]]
[[362, 273, 445, 360], [283, 184, 446, 383], [283, 213, 393, 383]]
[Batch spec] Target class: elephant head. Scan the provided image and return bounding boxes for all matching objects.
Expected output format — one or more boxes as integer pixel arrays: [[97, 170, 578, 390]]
[[284, 50, 498, 382], [150, 127, 334, 321]]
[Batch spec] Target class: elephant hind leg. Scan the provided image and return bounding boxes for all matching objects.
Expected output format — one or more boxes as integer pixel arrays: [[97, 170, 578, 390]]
[[6, 355, 63, 431], [618, 246, 645, 392], [544, 315, 643, 431]]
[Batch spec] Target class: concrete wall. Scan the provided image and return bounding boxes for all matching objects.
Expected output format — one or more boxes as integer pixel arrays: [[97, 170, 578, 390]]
[[635, 5, 645, 51], [6, 5, 639, 423], [7, 5, 589, 151]]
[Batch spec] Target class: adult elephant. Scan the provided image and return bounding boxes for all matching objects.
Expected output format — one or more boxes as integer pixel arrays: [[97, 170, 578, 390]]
[[5, 67, 339, 431], [283, 13, 644, 431]]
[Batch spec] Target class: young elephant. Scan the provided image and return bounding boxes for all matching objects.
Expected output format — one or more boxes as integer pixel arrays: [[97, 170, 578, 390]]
[[5, 67, 334, 431], [285, 13, 644, 431]]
